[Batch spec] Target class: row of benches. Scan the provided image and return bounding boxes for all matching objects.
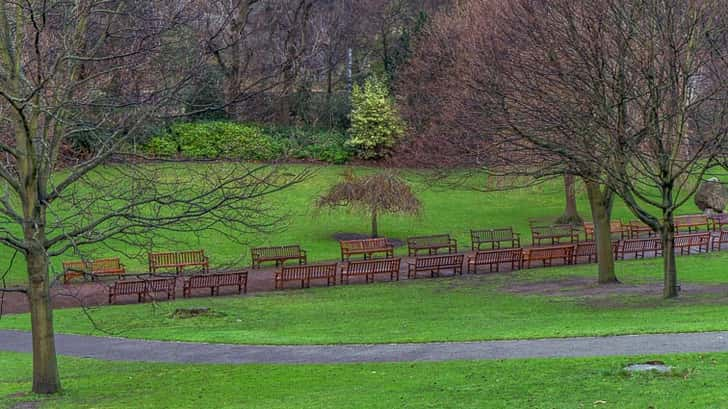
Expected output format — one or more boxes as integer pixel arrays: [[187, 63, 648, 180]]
[[108, 271, 248, 304], [272, 231, 728, 289]]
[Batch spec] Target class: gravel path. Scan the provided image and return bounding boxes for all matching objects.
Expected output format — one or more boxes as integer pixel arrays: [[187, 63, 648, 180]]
[[2, 330, 728, 364]]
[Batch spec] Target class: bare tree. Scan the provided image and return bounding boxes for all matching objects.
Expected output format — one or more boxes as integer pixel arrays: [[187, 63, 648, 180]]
[[0, 1, 307, 394], [316, 169, 421, 238]]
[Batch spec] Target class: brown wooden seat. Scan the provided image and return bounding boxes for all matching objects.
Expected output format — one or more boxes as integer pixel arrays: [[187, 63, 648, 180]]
[[183, 271, 248, 297], [616, 238, 662, 259], [572, 241, 620, 264], [340, 258, 401, 284], [674, 232, 711, 255], [62, 257, 126, 284], [626, 221, 656, 239], [674, 214, 709, 233], [470, 228, 520, 250], [522, 244, 576, 268], [251, 245, 306, 269], [108, 277, 176, 304], [275, 263, 338, 289], [407, 254, 464, 279], [712, 229, 728, 251], [148, 250, 209, 275], [467, 248, 522, 273], [583, 221, 626, 241], [530, 224, 579, 245], [339, 238, 394, 261], [407, 234, 457, 256]]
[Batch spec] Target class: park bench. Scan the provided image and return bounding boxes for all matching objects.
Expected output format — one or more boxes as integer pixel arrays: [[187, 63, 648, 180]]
[[530, 224, 580, 245], [522, 244, 576, 268], [62, 257, 126, 284], [251, 245, 307, 269], [616, 238, 662, 260], [583, 221, 626, 241], [108, 277, 176, 304], [148, 249, 209, 275], [340, 238, 394, 261], [407, 234, 458, 256], [466, 248, 523, 273], [572, 241, 620, 264], [470, 228, 520, 250], [274, 263, 338, 289], [674, 233, 711, 255], [674, 214, 709, 233], [626, 221, 656, 239], [340, 258, 401, 284], [708, 213, 728, 231], [712, 229, 728, 251], [182, 271, 248, 297], [407, 254, 464, 279]]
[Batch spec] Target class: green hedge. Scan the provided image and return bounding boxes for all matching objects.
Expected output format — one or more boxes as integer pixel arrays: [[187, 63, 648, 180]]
[[145, 121, 352, 164]]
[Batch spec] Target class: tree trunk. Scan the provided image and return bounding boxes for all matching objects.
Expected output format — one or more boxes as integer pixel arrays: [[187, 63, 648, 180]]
[[661, 219, 679, 298], [585, 181, 618, 284], [27, 245, 61, 394], [371, 208, 379, 238], [557, 173, 582, 224]]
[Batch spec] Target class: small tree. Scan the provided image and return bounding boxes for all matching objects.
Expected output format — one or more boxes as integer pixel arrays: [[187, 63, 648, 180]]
[[317, 170, 421, 237], [348, 76, 406, 159]]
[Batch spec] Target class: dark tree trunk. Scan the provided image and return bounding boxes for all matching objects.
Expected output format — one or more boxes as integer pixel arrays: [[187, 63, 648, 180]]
[[661, 218, 678, 298], [371, 208, 379, 238], [585, 181, 618, 284], [27, 244, 61, 394], [557, 173, 582, 224]]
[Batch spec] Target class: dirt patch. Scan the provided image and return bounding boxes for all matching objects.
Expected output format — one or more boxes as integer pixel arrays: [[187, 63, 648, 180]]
[[502, 276, 728, 308], [332, 232, 405, 248], [10, 400, 42, 409]]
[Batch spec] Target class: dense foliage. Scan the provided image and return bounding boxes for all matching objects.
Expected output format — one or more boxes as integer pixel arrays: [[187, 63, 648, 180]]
[[348, 76, 406, 159]]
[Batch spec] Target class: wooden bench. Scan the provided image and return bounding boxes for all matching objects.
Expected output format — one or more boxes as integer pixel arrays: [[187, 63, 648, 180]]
[[583, 221, 626, 241], [407, 254, 464, 279], [108, 277, 176, 304], [674, 214, 709, 233], [626, 221, 656, 239], [708, 214, 728, 231], [522, 245, 576, 268], [616, 238, 662, 259], [530, 224, 580, 245], [340, 238, 394, 261], [340, 258, 401, 284], [572, 241, 620, 264], [407, 234, 458, 256], [712, 229, 728, 251], [148, 250, 209, 275], [182, 271, 248, 297], [467, 248, 522, 273], [470, 228, 520, 250], [274, 263, 338, 289], [62, 257, 126, 284], [674, 233, 711, 255], [251, 245, 306, 269]]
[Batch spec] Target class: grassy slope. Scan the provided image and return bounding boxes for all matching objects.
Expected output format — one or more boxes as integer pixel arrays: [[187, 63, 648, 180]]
[[0, 164, 708, 285], [3, 351, 728, 408], [2, 253, 727, 344]]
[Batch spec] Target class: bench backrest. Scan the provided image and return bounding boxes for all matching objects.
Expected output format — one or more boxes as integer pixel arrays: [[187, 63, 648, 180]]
[[91, 258, 123, 273], [414, 254, 464, 268], [146, 277, 177, 293], [252, 245, 302, 259], [471, 228, 516, 242], [525, 245, 575, 258], [188, 274, 218, 288], [149, 252, 178, 267], [62, 260, 87, 273], [531, 225, 575, 236], [113, 279, 147, 295], [674, 233, 710, 247], [280, 263, 338, 280], [346, 258, 400, 274], [149, 250, 206, 267], [620, 238, 662, 252], [214, 271, 247, 286], [340, 238, 390, 252], [408, 234, 452, 248], [574, 241, 619, 257], [473, 248, 522, 263], [674, 214, 708, 227], [178, 250, 207, 264]]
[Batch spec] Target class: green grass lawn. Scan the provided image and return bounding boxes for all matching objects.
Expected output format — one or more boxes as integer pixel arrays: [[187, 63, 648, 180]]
[[2, 351, 728, 408], [2, 253, 727, 345], [1, 163, 714, 286]]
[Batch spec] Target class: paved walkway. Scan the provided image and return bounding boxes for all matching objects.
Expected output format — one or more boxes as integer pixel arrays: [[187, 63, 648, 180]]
[[2, 330, 728, 364]]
